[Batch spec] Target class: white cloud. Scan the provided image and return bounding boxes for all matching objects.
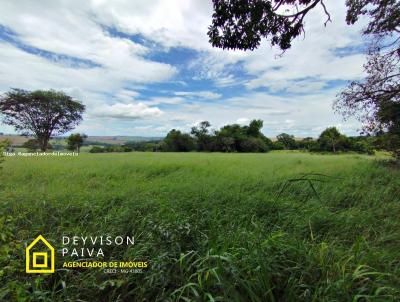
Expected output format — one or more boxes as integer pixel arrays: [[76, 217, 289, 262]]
[[93, 103, 163, 119], [174, 91, 221, 100], [236, 118, 249, 125], [0, 0, 369, 136]]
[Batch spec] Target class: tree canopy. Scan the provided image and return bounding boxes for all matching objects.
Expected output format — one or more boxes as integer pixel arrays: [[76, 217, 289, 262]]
[[0, 89, 85, 151], [318, 127, 342, 153], [208, 0, 331, 51], [208, 0, 398, 52], [67, 133, 87, 153]]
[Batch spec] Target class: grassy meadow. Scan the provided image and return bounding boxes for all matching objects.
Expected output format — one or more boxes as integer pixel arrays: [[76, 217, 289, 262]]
[[0, 152, 400, 301]]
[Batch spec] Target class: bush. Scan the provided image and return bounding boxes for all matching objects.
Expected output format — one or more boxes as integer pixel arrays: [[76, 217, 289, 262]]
[[89, 146, 104, 153], [272, 141, 285, 150], [352, 140, 375, 155], [240, 137, 269, 153], [22, 139, 52, 152], [163, 130, 195, 152]]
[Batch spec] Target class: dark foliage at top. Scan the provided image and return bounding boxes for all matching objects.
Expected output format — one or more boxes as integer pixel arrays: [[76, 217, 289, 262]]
[[208, 0, 397, 52], [208, 0, 331, 51]]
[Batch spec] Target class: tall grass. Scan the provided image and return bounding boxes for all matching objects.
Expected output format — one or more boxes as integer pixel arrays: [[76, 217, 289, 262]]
[[0, 152, 399, 301]]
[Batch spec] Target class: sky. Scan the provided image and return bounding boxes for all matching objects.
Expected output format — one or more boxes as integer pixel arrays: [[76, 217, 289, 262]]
[[0, 0, 369, 138]]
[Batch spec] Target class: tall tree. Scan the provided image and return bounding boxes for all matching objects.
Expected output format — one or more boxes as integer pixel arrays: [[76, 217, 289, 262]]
[[276, 133, 297, 149], [163, 129, 195, 152], [334, 1, 400, 159], [318, 127, 342, 153], [0, 89, 85, 151], [191, 121, 213, 151], [246, 119, 264, 137]]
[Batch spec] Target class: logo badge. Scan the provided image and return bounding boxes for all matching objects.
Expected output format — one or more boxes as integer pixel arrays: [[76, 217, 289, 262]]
[[26, 235, 55, 273]]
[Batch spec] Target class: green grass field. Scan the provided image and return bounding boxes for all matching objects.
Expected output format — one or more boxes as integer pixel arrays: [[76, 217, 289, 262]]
[[1, 152, 399, 301]]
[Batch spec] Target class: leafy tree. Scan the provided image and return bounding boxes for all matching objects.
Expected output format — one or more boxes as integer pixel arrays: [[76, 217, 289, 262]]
[[0, 89, 85, 151], [215, 124, 247, 152], [276, 133, 297, 150], [67, 133, 87, 152], [163, 129, 195, 152], [211, 119, 272, 152], [208, 1, 397, 52], [318, 127, 342, 153], [335, 48, 400, 159], [208, 0, 331, 51], [191, 121, 214, 151], [376, 101, 400, 158], [245, 119, 264, 137]]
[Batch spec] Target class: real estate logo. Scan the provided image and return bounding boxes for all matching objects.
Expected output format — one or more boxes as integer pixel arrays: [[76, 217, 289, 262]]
[[26, 235, 55, 273]]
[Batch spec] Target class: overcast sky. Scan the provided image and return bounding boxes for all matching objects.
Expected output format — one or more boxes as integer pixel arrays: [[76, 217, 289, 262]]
[[0, 0, 368, 137]]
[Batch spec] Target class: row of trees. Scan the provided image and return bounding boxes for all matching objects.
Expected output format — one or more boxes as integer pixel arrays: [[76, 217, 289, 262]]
[[0, 87, 397, 158], [160, 121, 374, 154], [85, 121, 374, 154]]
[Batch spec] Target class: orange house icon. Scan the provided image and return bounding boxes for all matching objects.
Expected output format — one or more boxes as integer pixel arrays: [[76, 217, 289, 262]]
[[26, 235, 55, 273]]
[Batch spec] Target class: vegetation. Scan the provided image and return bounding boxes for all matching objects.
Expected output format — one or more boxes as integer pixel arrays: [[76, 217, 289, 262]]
[[318, 127, 342, 153], [208, 0, 332, 51], [0, 152, 399, 301], [162, 120, 273, 153], [163, 129, 196, 152], [208, 1, 397, 52], [67, 133, 87, 153], [22, 139, 53, 152], [159, 123, 375, 155], [0, 89, 85, 151], [276, 133, 296, 150], [0, 139, 9, 167], [209, 0, 399, 162]]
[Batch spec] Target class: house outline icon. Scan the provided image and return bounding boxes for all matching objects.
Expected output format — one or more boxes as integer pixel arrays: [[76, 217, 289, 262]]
[[26, 235, 55, 273]]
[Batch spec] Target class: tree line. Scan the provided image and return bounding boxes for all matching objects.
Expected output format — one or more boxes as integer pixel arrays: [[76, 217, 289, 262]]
[[88, 120, 376, 155], [0, 89, 396, 158]]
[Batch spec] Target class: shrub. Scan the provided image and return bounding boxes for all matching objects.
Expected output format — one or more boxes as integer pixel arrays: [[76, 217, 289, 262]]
[[240, 137, 269, 152], [272, 141, 285, 150], [163, 130, 195, 152], [89, 146, 104, 153], [22, 139, 52, 152]]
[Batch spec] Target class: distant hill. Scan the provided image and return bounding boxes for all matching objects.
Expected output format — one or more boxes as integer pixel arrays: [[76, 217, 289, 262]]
[[84, 136, 163, 145]]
